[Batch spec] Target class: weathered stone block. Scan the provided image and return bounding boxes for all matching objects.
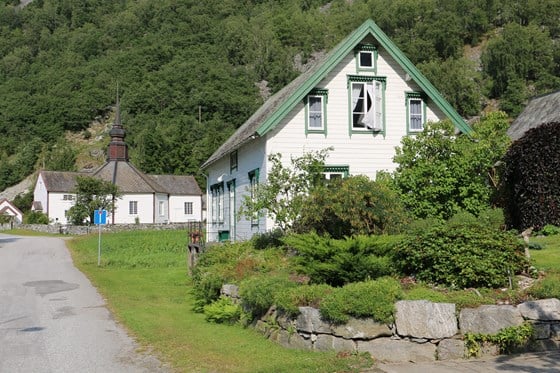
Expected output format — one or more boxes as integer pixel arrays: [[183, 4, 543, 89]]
[[331, 317, 391, 339], [314, 334, 355, 352], [296, 307, 331, 333], [395, 300, 457, 339], [220, 284, 239, 298], [532, 323, 551, 339], [551, 324, 560, 340], [357, 338, 436, 363], [436, 339, 465, 360], [459, 305, 523, 334], [518, 299, 560, 321]]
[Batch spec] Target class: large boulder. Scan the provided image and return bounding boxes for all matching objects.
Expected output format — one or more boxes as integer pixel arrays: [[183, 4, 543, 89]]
[[518, 299, 560, 321], [459, 305, 523, 334], [314, 334, 356, 352], [395, 300, 457, 339]]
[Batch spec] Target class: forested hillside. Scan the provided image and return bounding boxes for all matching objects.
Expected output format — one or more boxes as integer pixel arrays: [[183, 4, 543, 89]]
[[1, 0, 559, 194]]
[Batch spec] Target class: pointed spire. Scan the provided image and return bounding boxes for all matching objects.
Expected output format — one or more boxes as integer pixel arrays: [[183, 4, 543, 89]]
[[107, 83, 129, 161]]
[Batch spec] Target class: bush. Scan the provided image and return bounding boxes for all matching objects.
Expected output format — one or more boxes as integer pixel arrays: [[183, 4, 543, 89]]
[[203, 296, 243, 324], [394, 218, 528, 289], [239, 275, 297, 318], [502, 122, 560, 230], [283, 233, 399, 287], [24, 211, 49, 224], [319, 278, 403, 324], [250, 228, 285, 249], [540, 224, 560, 236], [275, 284, 334, 316], [295, 175, 409, 238]]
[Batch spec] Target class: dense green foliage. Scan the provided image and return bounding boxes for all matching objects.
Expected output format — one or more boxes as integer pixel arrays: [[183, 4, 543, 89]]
[[66, 176, 121, 225], [295, 175, 409, 238], [394, 212, 528, 288], [23, 210, 49, 224], [502, 122, 560, 230], [319, 278, 403, 324], [283, 233, 399, 286], [1, 1, 560, 192], [203, 296, 244, 324], [393, 112, 510, 220]]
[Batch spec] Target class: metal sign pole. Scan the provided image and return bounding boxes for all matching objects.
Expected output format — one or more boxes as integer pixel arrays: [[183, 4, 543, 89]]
[[98, 220, 101, 266]]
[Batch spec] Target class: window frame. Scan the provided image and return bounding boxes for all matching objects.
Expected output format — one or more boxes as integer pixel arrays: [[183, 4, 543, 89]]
[[322, 165, 349, 180], [305, 88, 328, 135], [355, 44, 377, 73], [184, 201, 193, 215], [405, 92, 426, 133], [129, 200, 138, 215], [210, 182, 225, 224], [230, 151, 238, 173], [158, 201, 165, 217], [347, 75, 386, 136], [248, 169, 259, 227], [62, 194, 74, 201]]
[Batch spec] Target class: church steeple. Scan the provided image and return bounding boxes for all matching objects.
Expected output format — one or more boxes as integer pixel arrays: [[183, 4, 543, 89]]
[[107, 89, 129, 161]]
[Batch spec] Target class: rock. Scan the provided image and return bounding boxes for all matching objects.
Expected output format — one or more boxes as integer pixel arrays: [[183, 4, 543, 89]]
[[273, 329, 312, 350], [221, 284, 239, 298], [314, 334, 355, 352], [437, 339, 465, 360], [331, 317, 391, 339], [532, 323, 551, 339], [459, 305, 523, 334], [551, 324, 560, 340], [518, 299, 560, 321], [296, 307, 331, 333], [357, 338, 436, 363], [395, 300, 457, 339]]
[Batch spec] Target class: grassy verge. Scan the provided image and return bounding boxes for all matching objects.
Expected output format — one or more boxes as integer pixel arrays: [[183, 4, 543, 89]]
[[529, 235, 560, 271], [67, 230, 372, 372]]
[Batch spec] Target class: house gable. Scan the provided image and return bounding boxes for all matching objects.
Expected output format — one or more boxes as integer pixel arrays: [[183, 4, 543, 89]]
[[202, 19, 471, 170]]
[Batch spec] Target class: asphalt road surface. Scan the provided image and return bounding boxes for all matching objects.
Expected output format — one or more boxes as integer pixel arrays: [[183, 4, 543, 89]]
[[0, 233, 168, 373]]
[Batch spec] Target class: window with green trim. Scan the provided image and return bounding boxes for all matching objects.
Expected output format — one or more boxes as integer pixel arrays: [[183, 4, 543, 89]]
[[323, 165, 349, 180], [348, 75, 385, 133], [355, 44, 377, 72], [305, 89, 328, 134], [230, 151, 238, 173], [406, 92, 426, 133], [248, 169, 259, 226], [210, 182, 224, 224]]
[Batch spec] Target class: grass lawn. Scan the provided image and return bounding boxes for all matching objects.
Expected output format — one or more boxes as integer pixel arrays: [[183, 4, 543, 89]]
[[66, 230, 372, 373], [529, 235, 560, 271]]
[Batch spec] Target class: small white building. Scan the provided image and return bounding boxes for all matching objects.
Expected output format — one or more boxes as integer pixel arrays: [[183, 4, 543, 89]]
[[0, 198, 23, 223], [32, 105, 202, 225], [201, 19, 472, 242]]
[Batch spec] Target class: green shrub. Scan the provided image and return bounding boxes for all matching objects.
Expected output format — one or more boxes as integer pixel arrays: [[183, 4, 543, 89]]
[[540, 224, 560, 236], [284, 233, 399, 286], [203, 296, 243, 324], [239, 275, 297, 318], [319, 278, 403, 324], [250, 228, 285, 250], [465, 322, 534, 356], [24, 211, 50, 224], [275, 284, 334, 316], [394, 219, 528, 289], [527, 272, 560, 299]]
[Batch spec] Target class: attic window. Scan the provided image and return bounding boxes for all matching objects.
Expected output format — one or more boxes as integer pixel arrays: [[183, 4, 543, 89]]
[[230, 151, 238, 173], [348, 75, 385, 133], [355, 44, 377, 72], [406, 92, 426, 133]]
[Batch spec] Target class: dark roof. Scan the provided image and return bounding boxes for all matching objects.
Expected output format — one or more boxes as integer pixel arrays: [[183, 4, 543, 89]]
[[149, 174, 202, 195], [93, 161, 166, 193], [40, 171, 85, 192], [39, 163, 201, 196], [201, 19, 471, 169], [508, 90, 560, 141]]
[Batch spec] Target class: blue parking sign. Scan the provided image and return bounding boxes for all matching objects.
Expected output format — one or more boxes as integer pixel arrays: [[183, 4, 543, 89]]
[[94, 209, 107, 225]]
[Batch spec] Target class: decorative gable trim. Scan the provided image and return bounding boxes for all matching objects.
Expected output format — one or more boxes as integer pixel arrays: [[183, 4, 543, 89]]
[[255, 19, 471, 137]]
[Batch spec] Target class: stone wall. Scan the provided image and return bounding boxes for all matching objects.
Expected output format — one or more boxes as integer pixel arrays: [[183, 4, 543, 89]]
[[0, 223, 193, 235], [221, 285, 560, 363]]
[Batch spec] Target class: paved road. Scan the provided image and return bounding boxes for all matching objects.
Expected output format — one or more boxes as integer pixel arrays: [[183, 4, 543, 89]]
[[0, 233, 168, 373]]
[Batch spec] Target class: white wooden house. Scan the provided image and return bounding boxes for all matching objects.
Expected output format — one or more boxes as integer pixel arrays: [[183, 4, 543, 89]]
[[0, 198, 23, 223], [32, 105, 202, 225], [201, 19, 472, 242]]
